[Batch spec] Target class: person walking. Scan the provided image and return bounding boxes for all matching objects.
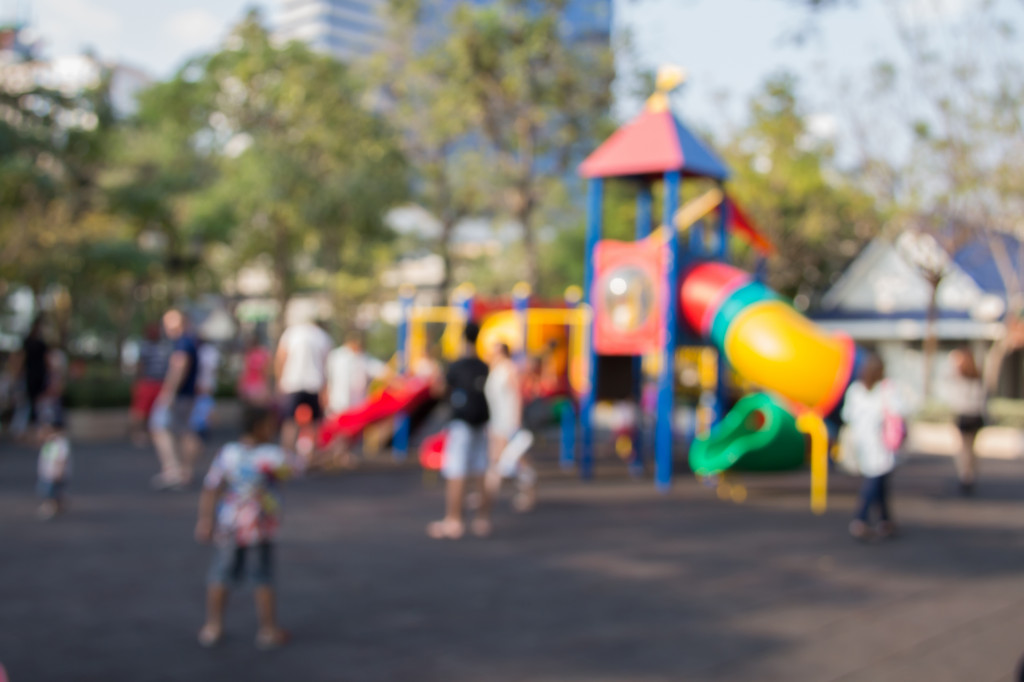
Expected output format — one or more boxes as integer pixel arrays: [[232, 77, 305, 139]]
[[274, 313, 332, 459], [428, 323, 493, 540], [15, 317, 49, 440], [842, 353, 907, 541], [149, 309, 201, 490], [484, 343, 536, 512], [946, 347, 986, 496], [190, 334, 221, 442], [131, 323, 170, 447]]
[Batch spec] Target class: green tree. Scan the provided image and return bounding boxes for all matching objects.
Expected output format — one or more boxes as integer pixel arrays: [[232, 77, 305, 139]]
[[719, 74, 884, 304], [120, 11, 408, 329], [370, 0, 489, 299], [440, 0, 616, 290]]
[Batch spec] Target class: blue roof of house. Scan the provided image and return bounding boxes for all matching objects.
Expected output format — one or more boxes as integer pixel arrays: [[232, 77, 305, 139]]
[[953, 234, 1023, 295]]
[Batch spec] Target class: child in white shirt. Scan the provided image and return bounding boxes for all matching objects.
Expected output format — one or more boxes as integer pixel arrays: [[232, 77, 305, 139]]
[[841, 353, 907, 541], [37, 415, 71, 521]]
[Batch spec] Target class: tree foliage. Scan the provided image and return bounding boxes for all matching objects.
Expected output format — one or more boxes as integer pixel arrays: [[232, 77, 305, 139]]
[[432, 0, 616, 290], [114, 12, 408, 327], [719, 74, 883, 303]]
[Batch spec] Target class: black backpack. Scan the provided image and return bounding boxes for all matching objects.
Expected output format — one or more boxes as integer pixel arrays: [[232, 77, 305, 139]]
[[448, 358, 490, 426]]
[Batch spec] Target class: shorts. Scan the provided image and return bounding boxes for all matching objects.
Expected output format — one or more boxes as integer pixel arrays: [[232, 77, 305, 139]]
[[190, 394, 215, 436], [286, 392, 323, 422], [956, 414, 985, 434], [37, 479, 65, 500], [131, 379, 163, 419], [208, 542, 274, 587], [149, 397, 195, 434], [441, 420, 489, 480]]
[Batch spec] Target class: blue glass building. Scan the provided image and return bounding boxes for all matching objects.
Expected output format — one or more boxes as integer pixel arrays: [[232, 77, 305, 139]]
[[277, 0, 612, 61]]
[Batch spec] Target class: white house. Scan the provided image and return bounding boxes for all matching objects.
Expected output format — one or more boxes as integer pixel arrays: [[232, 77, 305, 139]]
[[813, 233, 1024, 399]]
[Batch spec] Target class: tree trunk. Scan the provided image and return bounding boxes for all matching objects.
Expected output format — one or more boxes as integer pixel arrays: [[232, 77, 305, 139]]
[[438, 217, 457, 303], [922, 276, 941, 399], [272, 218, 292, 341], [521, 214, 539, 292]]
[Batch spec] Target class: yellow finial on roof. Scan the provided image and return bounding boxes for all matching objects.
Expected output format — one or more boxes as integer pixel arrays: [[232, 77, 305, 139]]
[[646, 65, 688, 113]]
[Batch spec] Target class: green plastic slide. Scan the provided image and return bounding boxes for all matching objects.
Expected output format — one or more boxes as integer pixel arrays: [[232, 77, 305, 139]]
[[688, 393, 807, 476]]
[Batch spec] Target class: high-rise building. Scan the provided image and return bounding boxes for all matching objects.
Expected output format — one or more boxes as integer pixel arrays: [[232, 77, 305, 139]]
[[276, 0, 387, 61], [277, 0, 612, 61]]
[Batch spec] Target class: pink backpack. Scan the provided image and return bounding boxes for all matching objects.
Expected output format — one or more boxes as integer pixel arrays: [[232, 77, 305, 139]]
[[881, 381, 907, 451]]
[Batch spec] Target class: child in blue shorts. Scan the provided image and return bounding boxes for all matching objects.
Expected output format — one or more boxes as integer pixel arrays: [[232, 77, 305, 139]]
[[194, 406, 304, 649]]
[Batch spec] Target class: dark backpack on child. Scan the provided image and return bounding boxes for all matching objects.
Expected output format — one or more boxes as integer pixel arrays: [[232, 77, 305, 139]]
[[447, 358, 490, 426]]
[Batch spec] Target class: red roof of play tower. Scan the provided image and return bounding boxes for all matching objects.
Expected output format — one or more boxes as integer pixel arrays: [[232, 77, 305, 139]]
[[579, 108, 729, 181]]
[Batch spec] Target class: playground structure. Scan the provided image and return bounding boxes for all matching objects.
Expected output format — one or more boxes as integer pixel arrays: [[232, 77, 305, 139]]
[[325, 69, 862, 513], [576, 68, 861, 512]]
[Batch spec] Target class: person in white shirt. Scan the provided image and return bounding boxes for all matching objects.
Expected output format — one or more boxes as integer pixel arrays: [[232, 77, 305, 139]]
[[326, 332, 387, 416], [841, 353, 908, 542], [945, 347, 987, 496], [484, 343, 536, 512], [274, 316, 332, 456]]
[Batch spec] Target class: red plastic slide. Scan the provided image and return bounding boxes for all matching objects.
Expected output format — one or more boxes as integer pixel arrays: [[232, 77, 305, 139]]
[[319, 377, 433, 447]]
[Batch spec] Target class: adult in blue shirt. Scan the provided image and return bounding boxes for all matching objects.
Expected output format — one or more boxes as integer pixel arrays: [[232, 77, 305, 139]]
[[150, 308, 201, 490]]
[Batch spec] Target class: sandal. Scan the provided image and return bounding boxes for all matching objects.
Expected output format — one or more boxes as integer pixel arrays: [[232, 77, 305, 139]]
[[470, 518, 492, 538], [426, 519, 465, 540], [848, 520, 873, 542], [197, 625, 223, 648], [255, 628, 290, 651]]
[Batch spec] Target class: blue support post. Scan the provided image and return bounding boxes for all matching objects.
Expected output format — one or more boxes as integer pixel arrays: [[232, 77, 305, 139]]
[[754, 256, 768, 283], [581, 178, 604, 480], [561, 286, 582, 470], [714, 194, 730, 427], [655, 171, 681, 491], [560, 400, 576, 471], [512, 282, 530, 366], [393, 287, 415, 459], [717, 190, 730, 262], [459, 289, 475, 324], [630, 182, 653, 476]]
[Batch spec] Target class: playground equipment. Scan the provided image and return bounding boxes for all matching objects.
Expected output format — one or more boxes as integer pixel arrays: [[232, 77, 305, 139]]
[[577, 68, 858, 511], [378, 68, 859, 514], [393, 282, 589, 469]]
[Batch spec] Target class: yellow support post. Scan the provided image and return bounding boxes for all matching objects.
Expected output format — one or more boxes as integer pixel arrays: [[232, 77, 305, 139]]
[[797, 413, 829, 515]]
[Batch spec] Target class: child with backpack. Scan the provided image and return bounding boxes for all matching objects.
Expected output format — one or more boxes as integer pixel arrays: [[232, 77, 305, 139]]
[[841, 353, 908, 541]]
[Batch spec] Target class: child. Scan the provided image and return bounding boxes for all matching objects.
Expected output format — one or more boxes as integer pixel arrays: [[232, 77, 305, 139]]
[[841, 353, 906, 541], [36, 412, 70, 521], [194, 406, 303, 649]]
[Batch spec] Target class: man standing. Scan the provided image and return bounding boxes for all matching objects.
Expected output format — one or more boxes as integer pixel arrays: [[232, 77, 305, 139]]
[[275, 312, 332, 457], [150, 309, 201, 490], [428, 323, 493, 539], [326, 331, 386, 416]]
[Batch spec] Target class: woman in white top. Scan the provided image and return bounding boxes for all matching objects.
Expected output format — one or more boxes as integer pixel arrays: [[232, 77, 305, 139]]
[[946, 347, 986, 496], [484, 343, 536, 511], [841, 353, 907, 541]]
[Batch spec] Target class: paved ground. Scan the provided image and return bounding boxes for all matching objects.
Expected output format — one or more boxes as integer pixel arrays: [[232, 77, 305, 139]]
[[2, 436, 1024, 682]]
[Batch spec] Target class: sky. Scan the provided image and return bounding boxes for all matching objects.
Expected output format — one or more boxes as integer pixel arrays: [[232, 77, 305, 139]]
[[1, 0, 1006, 132]]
